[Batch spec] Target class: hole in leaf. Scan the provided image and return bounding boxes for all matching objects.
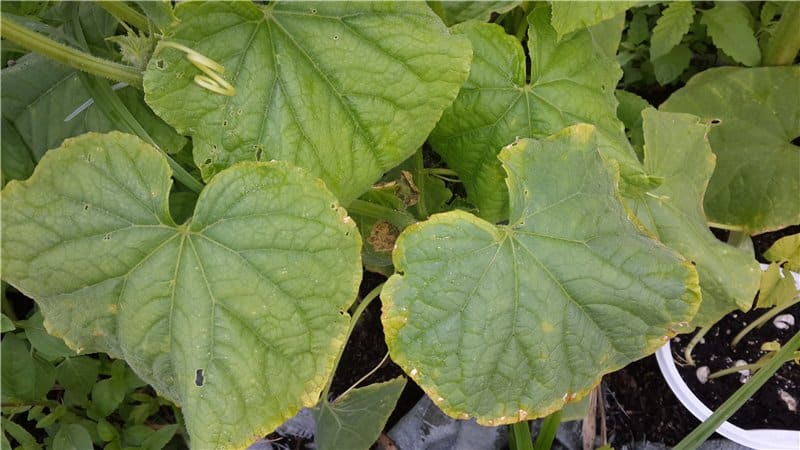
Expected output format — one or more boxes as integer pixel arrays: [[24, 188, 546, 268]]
[[156, 59, 165, 69], [310, 7, 317, 14], [103, 233, 111, 241], [195, 369, 204, 386], [203, 158, 212, 165], [223, 120, 228, 127], [710, 118, 722, 125], [791, 136, 800, 146], [255, 148, 263, 161], [83, 204, 90, 211], [333, 34, 339, 40]]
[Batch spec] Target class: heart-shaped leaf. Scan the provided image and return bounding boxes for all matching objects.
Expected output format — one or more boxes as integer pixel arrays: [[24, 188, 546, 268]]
[[1, 132, 362, 448], [661, 66, 800, 233], [382, 124, 699, 424], [144, 1, 471, 204], [429, 6, 650, 223], [627, 109, 760, 327]]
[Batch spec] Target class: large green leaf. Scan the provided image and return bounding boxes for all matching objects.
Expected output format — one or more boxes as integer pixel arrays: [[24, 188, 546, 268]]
[[549, 1, 636, 40], [660, 67, 800, 233], [314, 377, 406, 450], [143, 1, 471, 204], [382, 124, 700, 424], [0, 132, 362, 448], [626, 109, 761, 327], [429, 6, 650, 223]]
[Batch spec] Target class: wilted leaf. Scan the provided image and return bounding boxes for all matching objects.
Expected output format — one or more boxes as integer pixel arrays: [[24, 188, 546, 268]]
[[764, 234, 800, 272], [626, 109, 760, 327]]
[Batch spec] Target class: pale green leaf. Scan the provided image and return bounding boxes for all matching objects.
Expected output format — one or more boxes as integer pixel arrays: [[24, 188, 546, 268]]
[[314, 377, 407, 450], [660, 67, 800, 233], [650, 2, 695, 60], [550, 1, 636, 40], [430, 6, 650, 223], [133, 0, 177, 33], [52, 424, 93, 450], [626, 109, 760, 327], [701, 3, 761, 66], [142, 424, 178, 450], [652, 44, 692, 85], [0, 132, 362, 449], [144, 1, 471, 204], [755, 263, 798, 309], [0, 417, 42, 450], [383, 125, 700, 424], [765, 234, 800, 272], [627, 10, 649, 46], [431, 1, 520, 26]]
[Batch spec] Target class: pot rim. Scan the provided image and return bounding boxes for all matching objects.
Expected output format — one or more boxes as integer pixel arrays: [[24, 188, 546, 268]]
[[654, 264, 800, 450]]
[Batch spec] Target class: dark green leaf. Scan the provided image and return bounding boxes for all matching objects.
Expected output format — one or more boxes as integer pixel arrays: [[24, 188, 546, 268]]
[[89, 378, 127, 419], [52, 423, 94, 450], [1, 313, 15, 333], [97, 419, 120, 442], [1, 333, 55, 402], [19, 310, 75, 361], [431, 1, 520, 26], [650, 2, 694, 60], [1, 118, 35, 187], [142, 424, 178, 450], [56, 356, 101, 400], [652, 44, 692, 85], [0, 416, 42, 450], [615, 90, 650, 158], [314, 377, 406, 450]]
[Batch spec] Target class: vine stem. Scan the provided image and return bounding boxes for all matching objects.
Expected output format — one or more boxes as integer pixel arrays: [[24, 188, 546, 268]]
[[0, 14, 142, 87], [683, 323, 712, 366], [731, 296, 800, 346], [347, 199, 417, 230], [96, 0, 149, 31], [320, 283, 385, 402], [762, 3, 800, 66]]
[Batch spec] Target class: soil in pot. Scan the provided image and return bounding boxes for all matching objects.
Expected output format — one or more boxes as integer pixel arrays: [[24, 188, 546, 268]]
[[672, 302, 800, 431]]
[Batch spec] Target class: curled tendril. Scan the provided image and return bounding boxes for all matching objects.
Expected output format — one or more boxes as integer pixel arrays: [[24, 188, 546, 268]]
[[159, 41, 236, 96]]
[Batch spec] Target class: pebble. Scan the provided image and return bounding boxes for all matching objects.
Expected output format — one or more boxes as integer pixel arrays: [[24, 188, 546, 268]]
[[778, 389, 797, 411], [773, 314, 795, 330], [696, 366, 710, 384]]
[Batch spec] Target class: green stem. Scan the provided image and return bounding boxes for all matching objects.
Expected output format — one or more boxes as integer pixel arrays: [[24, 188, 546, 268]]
[[96, 0, 149, 31], [424, 168, 459, 177], [510, 422, 534, 450], [0, 14, 142, 87], [674, 329, 800, 450], [413, 149, 429, 219], [320, 283, 385, 401], [683, 323, 712, 366], [731, 296, 800, 346], [762, 3, 800, 66], [533, 409, 563, 450], [347, 199, 417, 230]]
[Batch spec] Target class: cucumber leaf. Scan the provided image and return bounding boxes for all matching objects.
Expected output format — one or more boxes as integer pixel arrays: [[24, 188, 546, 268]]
[[430, 6, 651, 224], [626, 109, 761, 327], [0, 132, 362, 448], [144, 1, 471, 204], [383, 124, 700, 424], [661, 66, 800, 233]]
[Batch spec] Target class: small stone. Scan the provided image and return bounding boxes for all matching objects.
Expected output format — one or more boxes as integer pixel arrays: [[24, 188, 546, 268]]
[[773, 314, 795, 330], [779, 390, 797, 411], [696, 366, 710, 384]]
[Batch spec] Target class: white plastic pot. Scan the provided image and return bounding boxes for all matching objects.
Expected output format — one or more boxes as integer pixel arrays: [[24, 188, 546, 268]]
[[655, 264, 800, 450]]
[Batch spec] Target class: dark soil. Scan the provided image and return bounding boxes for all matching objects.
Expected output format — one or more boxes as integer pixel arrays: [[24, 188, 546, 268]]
[[673, 303, 800, 430]]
